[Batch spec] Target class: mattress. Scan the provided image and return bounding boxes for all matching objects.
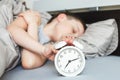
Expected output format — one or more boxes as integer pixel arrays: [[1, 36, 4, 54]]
[[1, 56, 120, 80]]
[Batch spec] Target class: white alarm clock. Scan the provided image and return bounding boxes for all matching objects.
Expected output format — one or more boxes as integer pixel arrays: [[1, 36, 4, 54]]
[[54, 41, 85, 77]]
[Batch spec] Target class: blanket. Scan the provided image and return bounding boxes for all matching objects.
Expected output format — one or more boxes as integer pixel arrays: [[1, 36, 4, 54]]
[[0, 0, 25, 77]]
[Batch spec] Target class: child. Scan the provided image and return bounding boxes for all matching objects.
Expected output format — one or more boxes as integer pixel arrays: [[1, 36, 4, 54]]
[[7, 10, 85, 69]]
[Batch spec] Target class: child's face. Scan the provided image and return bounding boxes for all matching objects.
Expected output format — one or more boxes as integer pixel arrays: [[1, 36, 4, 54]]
[[53, 19, 84, 42]]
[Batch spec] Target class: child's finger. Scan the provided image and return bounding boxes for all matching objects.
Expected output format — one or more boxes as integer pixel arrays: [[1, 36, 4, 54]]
[[43, 48, 52, 58], [18, 13, 24, 17], [48, 54, 55, 61]]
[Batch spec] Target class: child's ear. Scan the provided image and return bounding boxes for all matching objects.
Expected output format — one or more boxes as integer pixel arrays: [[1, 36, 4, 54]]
[[57, 13, 67, 22]]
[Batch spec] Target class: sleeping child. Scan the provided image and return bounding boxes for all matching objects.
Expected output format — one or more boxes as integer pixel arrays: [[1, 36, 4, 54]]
[[7, 10, 85, 69]]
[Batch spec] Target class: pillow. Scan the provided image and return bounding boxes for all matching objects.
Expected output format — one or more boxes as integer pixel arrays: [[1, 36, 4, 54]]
[[75, 19, 118, 59]]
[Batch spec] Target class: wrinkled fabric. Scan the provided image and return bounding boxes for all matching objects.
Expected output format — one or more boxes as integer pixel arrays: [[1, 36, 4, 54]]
[[75, 19, 118, 59], [0, 0, 25, 77]]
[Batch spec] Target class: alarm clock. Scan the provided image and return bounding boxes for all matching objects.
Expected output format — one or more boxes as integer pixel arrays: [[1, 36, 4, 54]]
[[54, 41, 85, 77]]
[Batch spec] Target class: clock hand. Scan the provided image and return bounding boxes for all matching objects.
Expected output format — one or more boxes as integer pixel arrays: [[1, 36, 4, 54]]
[[70, 58, 79, 62], [64, 58, 79, 69], [64, 60, 71, 69]]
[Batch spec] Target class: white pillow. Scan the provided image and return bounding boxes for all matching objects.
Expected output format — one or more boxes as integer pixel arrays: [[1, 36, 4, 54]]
[[75, 19, 118, 58]]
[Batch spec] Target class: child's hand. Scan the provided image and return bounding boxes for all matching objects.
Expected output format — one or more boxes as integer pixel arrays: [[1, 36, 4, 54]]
[[18, 10, 41, 26], [42, 44, 58, 61]]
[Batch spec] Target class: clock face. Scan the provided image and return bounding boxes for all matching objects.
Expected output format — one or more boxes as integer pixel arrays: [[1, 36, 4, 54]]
[[54, 46, 85, 77]]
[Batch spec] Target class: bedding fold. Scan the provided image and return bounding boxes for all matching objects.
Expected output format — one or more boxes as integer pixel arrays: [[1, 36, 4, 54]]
[[0, 0, 25, 77]]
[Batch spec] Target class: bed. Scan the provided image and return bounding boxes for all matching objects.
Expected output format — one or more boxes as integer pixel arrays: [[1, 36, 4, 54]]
[[1, 9, 120, 80]]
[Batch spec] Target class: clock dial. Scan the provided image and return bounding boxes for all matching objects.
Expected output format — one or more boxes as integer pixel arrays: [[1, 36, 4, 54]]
[[55, 46, 85, 77]]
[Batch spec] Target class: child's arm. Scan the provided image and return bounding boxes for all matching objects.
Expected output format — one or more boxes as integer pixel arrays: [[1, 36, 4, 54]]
[[21, 23, 47, 69], [19, 10, 57, 61], [7, 15, 47, 68], [7, 11, 57, 68], [7, 16, 45, 55]]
